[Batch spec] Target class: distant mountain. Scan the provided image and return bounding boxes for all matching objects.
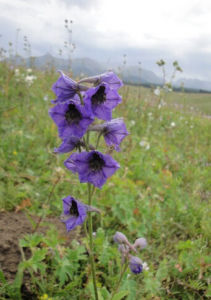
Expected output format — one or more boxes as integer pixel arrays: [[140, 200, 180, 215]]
[[7, 53, 105, 76], [175, 78, 211, 92], [121, 65, 162, 85], [72, 58, 104, 76], [6, 53, 211, 92]]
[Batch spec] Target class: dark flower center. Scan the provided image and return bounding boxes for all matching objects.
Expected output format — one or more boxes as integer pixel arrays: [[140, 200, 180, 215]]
[[89, 152, 105, 171], [65, 104, 82, 124], [69, 200, 79, 217], [102, 126, 109, 135], [91, 86, 106, 105]]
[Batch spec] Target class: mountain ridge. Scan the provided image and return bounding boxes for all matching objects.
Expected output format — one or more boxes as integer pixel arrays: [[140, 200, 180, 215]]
[[7, 53, 211, 92]]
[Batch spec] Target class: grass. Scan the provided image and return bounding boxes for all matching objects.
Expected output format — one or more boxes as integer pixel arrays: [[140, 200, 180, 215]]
[[0, 62, 211, 299]]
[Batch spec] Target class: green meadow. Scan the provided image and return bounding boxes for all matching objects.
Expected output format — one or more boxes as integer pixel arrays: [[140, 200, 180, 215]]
[[0, 63, 210, 299]]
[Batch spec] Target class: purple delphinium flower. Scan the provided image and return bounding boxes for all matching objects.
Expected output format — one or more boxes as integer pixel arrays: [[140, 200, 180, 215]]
[[49, 100, 94, 139], [64, 150, 120, 188], [84, 82, 122, 121], [52, 71, 88, 104], [61, 196, 99, 231], [129, 256, 143, 274], [89, 118, 129, 151], [54, 136, 84, 154], [78, 71, 123, 90]]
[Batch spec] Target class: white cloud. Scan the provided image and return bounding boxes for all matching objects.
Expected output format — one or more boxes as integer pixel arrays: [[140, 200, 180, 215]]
[[0, 0, 211, 78]]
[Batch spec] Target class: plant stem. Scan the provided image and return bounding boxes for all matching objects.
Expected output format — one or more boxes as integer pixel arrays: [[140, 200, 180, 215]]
[[77, 92, 84, 105], [96, 132, 102, 149], [110, 262, 128, 300], [32, 176, 61, 233], [87, 183, 98, 300]]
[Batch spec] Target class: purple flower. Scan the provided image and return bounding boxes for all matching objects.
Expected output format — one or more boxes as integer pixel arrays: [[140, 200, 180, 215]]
[[84, 82, 122, 121], [78, 71, 123, 90], [64, 150, 120, 188], [52, 71, 88, 104], [129, 256, 143, 274], [61, 196, 99, 231], [49, 100, 94, 139], [89, 118, 129, 151], [54, 136, 84, 154]]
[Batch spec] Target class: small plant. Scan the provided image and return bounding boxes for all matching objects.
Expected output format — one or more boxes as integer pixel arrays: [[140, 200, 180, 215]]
[[156, 59, 183, 91]]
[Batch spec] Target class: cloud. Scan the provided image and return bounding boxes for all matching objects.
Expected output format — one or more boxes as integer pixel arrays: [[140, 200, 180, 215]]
[[60, 0, 100, 9], [0, 0, 210, 80]]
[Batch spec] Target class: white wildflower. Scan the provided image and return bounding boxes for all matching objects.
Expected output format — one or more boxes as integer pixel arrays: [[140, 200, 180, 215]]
[[142, 262, 149, 271], [170, 122, 176, 127], [130, 120, 135, 126], [154, 87, 160, 96], [43, 95, 49, 101], [25, 75, 37, 86], [139, 140, 150, 150], [15, 68, 20, 76], [27, 68, 32, 73]]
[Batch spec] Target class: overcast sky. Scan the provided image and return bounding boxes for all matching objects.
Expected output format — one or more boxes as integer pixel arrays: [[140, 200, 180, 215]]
[[0, 0, 211, 80]]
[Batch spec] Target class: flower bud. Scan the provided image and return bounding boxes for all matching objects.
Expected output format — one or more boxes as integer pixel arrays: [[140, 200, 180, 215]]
[[113, 232, 137, 253], [113, 232, 128, 244], [129, 256, 143, 274], [134, 238, 147, 250], [118, 244, 129, 255]]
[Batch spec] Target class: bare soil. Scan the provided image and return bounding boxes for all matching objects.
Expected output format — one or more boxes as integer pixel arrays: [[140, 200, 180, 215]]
[[0, 211, 77, 282]]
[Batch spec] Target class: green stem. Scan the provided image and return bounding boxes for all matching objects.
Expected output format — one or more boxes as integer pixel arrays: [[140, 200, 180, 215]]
[[87, 131, 90, 146], [87, 183, 98, 300], [32, 176, 61, 233], [96, 132, 102, 149], [110, 262, 128, 300], [77, 92, 84, 105]]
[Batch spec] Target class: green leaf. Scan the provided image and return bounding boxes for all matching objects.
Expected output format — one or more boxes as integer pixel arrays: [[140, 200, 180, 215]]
[[19, 233, 43, 247], [100, 286, 110, 299], [30, 248, 47, 263], [0, 269, 6, 284], [113, 290, 129, 300], [176, 240, 193, 250]]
